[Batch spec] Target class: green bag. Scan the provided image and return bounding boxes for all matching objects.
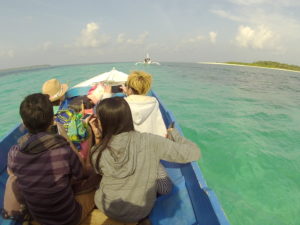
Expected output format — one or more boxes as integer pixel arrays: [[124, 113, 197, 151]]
[[55, 109, 89, 143]]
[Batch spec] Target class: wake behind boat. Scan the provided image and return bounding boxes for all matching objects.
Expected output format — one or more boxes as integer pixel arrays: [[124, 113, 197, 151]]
[[0, 68, 229, 225], [135, 53, 160, 65]]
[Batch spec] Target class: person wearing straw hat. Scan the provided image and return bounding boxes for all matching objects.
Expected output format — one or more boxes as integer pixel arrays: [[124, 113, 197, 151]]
[[42, 78, 68, 114]]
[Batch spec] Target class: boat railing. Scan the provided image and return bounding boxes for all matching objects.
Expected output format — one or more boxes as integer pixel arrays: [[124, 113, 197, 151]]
[[150, 90, 230, 225]]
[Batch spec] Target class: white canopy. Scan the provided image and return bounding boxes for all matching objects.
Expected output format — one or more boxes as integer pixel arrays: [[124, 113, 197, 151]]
[[74, 68, 128, 87]]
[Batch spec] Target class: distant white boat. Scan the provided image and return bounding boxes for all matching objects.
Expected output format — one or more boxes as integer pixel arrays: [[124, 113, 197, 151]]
[[135, 53, 160, 65]]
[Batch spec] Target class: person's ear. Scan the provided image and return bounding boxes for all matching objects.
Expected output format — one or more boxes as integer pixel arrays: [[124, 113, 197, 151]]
[[127, 87, 133, 95]]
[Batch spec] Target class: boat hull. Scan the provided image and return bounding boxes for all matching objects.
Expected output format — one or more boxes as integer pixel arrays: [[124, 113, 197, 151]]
[[0, 75, 229, 225]]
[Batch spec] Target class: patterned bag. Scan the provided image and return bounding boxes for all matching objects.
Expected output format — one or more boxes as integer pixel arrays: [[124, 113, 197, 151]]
[[55, 109, 89, 149]]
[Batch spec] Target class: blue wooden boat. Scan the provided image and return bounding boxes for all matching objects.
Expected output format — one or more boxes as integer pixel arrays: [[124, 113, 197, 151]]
[[0, 70, 230, 225]]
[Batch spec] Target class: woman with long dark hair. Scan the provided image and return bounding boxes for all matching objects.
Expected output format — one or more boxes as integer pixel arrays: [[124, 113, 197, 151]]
[[90, 97, 200, 223]]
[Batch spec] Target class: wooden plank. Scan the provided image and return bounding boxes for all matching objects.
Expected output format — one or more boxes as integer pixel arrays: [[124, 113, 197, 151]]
[[81, 209, 137, 225], [24, 209, 137, 225]]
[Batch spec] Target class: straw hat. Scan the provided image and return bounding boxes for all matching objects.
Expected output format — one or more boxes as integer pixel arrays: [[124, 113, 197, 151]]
[[42, 79, 68, 102]]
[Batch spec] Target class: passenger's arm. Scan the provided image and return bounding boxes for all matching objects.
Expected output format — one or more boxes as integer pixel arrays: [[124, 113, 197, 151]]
[[3, 172, 25, 218], [57, 123, 84, 163], [87, 82, 112, 104], [4, 148, 25, 218], [101, 84, 113, 99], [151, 129, 201, 163], [87, 116, 102, 145]]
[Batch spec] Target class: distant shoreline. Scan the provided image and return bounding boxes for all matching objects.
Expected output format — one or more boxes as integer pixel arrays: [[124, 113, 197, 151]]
[[0, 64, 52, 73], [198, 62, 300, 73], [2, 61, 300, 74]]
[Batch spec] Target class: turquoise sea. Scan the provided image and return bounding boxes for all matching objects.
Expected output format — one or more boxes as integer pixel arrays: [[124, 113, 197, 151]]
[[0, 62, 299, 225]]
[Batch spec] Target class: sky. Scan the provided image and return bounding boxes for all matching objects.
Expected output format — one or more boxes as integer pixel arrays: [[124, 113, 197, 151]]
[[1, 0, 300, 69]]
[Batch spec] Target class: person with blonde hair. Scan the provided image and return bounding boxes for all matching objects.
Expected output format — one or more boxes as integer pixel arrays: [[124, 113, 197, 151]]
[[125, 71, 152, 95], [121, 71, 172, 196], [97, 71, 165, 136], [91, 71, 173, 195], [124, 71, 166, 137]]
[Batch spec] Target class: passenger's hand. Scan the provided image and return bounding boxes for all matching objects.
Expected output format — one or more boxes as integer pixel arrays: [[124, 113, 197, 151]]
[[103, 84, 112, 93], [121, 84, 127, 94], [167, 128, 173, 132], [166, 128, 174, 141], [87, 116, 102, 144], [82, 113, 93, 124], [80, 101, 85, 115]]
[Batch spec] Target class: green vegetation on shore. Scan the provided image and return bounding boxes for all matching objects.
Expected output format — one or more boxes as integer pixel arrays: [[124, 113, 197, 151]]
[[225, 61, 300, 72]]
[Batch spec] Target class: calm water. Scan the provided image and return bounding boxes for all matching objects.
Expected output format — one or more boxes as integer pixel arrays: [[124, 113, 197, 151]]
[[0, 62, 300, 225]]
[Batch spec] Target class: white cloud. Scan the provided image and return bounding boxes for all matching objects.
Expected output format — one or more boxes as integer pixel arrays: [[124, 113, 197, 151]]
[[75, 22, 109, 48], [181, 32, 217, 45], [0, 49, 15, 58], [229, 0, 300, 6], [235, 25, 280, 49], [116, 32, 149, 45], [211, 9, 243, 22], [117, 33, 126, 43], [42, 41, 52, 50], [209, 32, 217, 43], [182, 35, 205, 44], [212, 5, 300, 50], [211, 5, 300, 33], [229, 0, 271, 5]]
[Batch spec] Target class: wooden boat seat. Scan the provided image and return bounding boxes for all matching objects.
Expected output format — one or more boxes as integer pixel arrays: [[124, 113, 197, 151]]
[[24, 209, 137, 225], [81, 209, 137, 225]]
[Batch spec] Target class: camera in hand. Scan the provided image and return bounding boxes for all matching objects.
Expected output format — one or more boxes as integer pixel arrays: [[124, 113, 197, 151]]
[[111, 85, 123, 93]]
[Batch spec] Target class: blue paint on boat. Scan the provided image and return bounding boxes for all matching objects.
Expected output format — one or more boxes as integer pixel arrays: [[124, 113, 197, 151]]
[[0, 83, 230, 225]]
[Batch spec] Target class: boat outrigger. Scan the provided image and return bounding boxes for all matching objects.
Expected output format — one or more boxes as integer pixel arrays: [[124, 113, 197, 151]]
[[0, 69, 230, 225], [135, 54, 160, 65]]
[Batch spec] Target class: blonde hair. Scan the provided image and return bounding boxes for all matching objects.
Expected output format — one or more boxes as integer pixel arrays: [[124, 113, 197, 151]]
[[127, 71, 152, 95]]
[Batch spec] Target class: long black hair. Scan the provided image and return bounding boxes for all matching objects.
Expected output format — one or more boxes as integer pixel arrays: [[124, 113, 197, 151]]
[[90, 97, 134, 173]]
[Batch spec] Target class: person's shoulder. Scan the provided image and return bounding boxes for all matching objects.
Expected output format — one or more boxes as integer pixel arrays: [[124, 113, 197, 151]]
[[7, 144, 21, 169], [8, 144, 20, 157], [47, 145, 78, 165], [131, 131, 166, 154], [54, 144, 72, 154], [131, 130, 161, 141], [126, 95, 156, 103], [130, 130, 148, 140], [49, 141, 73, 158]]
